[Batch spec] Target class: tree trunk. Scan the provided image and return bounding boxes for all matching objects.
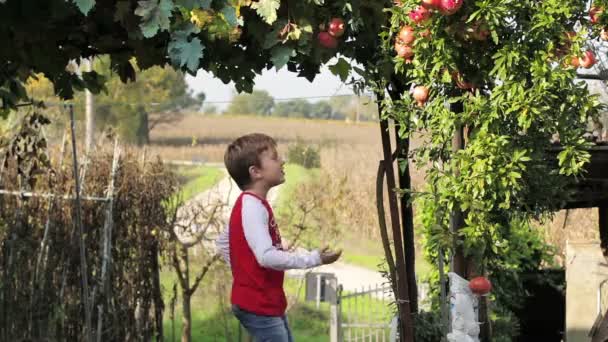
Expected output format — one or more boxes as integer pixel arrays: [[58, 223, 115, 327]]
[[180, 246, 191, 342], [394, 129, 418, 314], [387, 76, 418, 315], [181, 288, 191, 342]]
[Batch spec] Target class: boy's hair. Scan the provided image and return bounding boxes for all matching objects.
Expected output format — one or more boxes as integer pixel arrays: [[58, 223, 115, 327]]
[[224, 133, 277, 190]]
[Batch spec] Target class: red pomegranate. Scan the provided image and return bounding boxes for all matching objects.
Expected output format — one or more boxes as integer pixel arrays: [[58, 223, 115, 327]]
[[590, 5, 604, 24], [412, 85, 429, 106], [421, 0, 440, 9], [318, 32, 338, 49], [328, 18, 345, 38], [579, 50, 596, 68], [570, 55, 580, 68], [439, 0, 463, 15], [394, 41, 414, 58], [469, 276, 492, 295], [409, 6, 431, 24], [398, 26, 416, 45]]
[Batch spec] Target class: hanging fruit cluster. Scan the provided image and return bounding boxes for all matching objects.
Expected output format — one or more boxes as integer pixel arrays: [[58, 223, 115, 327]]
[[318, 18, 345, 49]]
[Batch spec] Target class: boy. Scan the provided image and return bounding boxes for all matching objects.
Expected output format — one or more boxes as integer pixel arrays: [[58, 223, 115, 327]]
[[216, 133, 342, 342]]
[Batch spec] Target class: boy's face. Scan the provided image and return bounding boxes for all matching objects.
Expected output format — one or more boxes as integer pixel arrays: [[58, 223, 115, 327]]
[[251, 148, 285, 188]]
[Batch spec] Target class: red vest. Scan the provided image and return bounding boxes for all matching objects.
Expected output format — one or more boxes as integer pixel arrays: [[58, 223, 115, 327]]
[[229, 192, 286, 316]]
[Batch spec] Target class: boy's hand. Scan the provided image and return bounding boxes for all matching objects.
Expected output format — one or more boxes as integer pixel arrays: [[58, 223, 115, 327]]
[[319, 245, 342, 265]]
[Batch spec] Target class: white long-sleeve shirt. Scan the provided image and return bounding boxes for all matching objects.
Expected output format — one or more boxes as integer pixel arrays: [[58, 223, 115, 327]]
[[216, 193, 321, 271]]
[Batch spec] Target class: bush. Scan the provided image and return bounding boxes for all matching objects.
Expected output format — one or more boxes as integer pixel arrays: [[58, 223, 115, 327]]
[[0, 115, 178, 341], [286, 141, 321, 169]]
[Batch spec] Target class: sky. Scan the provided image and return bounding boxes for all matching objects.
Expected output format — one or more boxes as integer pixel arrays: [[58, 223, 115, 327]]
[[185, 66, 356, 110]]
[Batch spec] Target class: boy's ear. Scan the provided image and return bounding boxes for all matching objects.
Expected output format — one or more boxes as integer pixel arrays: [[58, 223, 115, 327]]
[[248, 165, 260, 180]]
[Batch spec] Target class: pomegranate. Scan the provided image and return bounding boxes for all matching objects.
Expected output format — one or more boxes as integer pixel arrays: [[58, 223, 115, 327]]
[[579, 50, 596, 68], [570, 55, 580, 68], [394, 41, 414, 58], [421, 0, 440, 9], [439, 0, 463, 15], [328, 18, 345, 38], [470, 22, 490, 41], [412, 85, 429, 106], [398, 26, 416, 45], [590, 5, 604, 24], [409, 6, 431, 24], [318, 31, 338, 49], [469, 276, 492, 295]]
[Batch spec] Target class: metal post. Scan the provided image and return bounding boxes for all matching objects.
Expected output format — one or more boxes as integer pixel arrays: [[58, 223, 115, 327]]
[[330, 281, 341, 342], [317, 274, 322, 309], [68, 104, 92, 341]]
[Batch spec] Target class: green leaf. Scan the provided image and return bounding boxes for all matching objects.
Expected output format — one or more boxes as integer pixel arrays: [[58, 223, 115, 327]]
[[168, 33, 204, 71], [82, 71, 107, 94], [329, 58, 351, 82], [270, 46, 295, 70], [114, 1, 131, 23], [135, 0, 175, 38], [175, 0, 211, 8], [221, 5, 237, 26], [251, 0, 280, 25], [73, 0, 95, 15]]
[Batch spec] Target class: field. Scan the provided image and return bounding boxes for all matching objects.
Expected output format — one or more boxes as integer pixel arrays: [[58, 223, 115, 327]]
[[149, 113, 598, 264], [149, 114, 431, 268]]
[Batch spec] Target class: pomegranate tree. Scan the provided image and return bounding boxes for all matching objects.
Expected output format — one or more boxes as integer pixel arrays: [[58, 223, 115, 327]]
[[390, 2, 604, 337]]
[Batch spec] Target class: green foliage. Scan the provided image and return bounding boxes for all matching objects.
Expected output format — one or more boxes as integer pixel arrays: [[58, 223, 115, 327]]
[[286, 141, 321, 169], [168, 30, 205, 72], [251, 0, 281, 25], [73, 0, 95, 15], [384, 1, 604, 296], [1, 0, 390, 107], [413, 311, 443, 342], [135, 0, 174, 38], [225, 89, 275, 115], [274, 99, 313, 118], [310, 100, 333, 119], [417, 194, 557, 339]]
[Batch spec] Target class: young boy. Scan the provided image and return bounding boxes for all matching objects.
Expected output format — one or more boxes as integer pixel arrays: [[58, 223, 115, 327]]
[[216, 133, 341, 342]]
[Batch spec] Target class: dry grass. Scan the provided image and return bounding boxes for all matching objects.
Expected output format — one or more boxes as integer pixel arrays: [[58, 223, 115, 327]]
[[148, 114, 381, 162]]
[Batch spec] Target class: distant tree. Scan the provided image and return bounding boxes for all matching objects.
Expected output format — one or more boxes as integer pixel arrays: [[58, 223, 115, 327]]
[[194, 92, 206, 112], [328, 95, 352, 121], [225, 90, 274, 115], [273, 99, 312, 118], [93, 58, 197, 145], [328, 95, 378, 122], [310, 101, 333, 120], [203, 104, 218, 115], [22, 58, 197, 145]]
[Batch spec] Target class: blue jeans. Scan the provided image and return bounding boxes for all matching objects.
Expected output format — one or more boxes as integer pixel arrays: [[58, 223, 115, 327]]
[[232, 305, 294, 342]]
